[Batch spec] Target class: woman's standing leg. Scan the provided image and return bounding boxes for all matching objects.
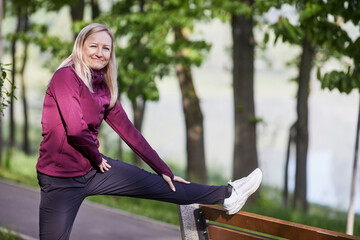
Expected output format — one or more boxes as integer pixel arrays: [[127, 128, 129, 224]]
[[38, 172, 87, 240], [85, 156, 227, 204]]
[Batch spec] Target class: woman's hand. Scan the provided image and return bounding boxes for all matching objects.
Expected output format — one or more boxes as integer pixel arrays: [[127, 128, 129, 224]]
[[98, 158, 111, 173], [162, 174, 190, 192]]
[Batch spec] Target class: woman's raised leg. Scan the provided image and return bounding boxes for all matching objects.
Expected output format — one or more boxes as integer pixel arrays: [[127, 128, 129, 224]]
[[86, 156, 227, 205]]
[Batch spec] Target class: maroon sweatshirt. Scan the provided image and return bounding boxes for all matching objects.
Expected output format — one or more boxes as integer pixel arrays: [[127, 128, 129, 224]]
[[36, 66, 174, 179]]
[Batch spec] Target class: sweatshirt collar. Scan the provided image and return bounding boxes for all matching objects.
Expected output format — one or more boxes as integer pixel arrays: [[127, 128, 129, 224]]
[[91, 69, 104, 85]]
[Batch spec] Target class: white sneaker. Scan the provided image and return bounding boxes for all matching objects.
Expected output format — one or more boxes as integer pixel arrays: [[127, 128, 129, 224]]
[[224, 168, 262, 215]]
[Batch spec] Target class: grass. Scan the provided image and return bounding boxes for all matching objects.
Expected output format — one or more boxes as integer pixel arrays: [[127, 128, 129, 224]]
[[87, 195, 180, 225], [0, 150, 359, 236], [0, 227, 21, 240], [0, 150, 39, 187]]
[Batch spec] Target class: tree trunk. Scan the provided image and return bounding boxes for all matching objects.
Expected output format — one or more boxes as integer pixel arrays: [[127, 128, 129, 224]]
[[70, 0, 85, 23], [131, 97, 146, 167], [0, 0, 3, 168], [91, 0, 100, 20], [175, 27, 207, 184], [9, 7, 22, 152], [293, 37, 315, 212], [130, 0, 146, 167], [346, 96, 360, 235], [231, 0, 258, 180], [20, 40, 29, 154], [19, 5, 30, 154], [284, 121, 297, 206]]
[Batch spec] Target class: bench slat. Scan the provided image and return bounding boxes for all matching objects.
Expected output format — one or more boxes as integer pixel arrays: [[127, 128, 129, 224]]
[[207, 224, 275, 240], [200, 205, 360, 240]]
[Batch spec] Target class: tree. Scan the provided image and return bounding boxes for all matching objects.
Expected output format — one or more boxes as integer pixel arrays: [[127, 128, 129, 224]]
[[155, 1, 211, 183], [211, 0, 262, 182], [284, 122, 296, 205], [269, 15, 315, 211], [19, 3, 30, 154], [316, 1, 360, 234], [262, 0, 351, 211], [5, 0, 45, 155], [347, 98, 360, 235], [8, 5, 21, 152], [70, 0, 85, 23], [231, 0, 259, 180], [91, 0, 100, 19], [174, 25, 207, 183]]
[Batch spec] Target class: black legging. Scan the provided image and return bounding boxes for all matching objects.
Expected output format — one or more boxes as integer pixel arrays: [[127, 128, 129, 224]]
[[37, 155, 226, 240]]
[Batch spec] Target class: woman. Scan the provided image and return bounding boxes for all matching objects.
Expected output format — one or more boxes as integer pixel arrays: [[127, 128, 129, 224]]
[[36, 23, 262, 240]]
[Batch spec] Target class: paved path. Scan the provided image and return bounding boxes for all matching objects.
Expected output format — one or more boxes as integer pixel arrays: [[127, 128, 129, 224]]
[[0, 179, 181, 240]]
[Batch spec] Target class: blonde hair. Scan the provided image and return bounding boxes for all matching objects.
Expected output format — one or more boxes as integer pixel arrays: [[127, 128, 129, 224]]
[[58, 23, 118, 108]]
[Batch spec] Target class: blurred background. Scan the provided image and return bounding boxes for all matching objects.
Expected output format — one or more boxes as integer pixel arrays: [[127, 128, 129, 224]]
[[0, 0, 359, 236]]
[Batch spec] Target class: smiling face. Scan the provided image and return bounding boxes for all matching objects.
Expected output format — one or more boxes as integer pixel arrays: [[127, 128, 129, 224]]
[[82, 31, 112, 70]]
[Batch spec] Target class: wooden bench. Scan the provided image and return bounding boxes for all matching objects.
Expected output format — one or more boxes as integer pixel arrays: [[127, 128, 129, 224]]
[[177, 204, 360, 240]]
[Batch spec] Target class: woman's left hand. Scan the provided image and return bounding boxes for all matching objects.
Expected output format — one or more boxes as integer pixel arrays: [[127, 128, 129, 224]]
[[162, 174, 190, 192], [98, 158, 111, 173]]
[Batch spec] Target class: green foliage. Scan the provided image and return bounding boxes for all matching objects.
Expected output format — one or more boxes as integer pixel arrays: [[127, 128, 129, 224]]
[[256, 0, 285, 14], [315, 2, 360, 94], [96, 0, 213, 103], [4, 0, 41, 18], [5, 0, 215, 107], [273, 16, 303, 45], [42, 0, 79, 12], [3, 0, 75, 74], [33, 31, 73, 67], [6, 21, 73, 67], [210, 0, 253, 21], [268, 0, 353, 52], [320, 70, 360, 94], [0, 64, 15, 115], [258, 0, 359, 95], [249, 115, 264, 124], [236, 103, 244, 111], [0, 228, 20, 240]]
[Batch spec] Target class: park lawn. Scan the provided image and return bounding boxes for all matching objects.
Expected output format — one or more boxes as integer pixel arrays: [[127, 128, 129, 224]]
[[0, 151, 359, 236], [0, 227, 21, 240]]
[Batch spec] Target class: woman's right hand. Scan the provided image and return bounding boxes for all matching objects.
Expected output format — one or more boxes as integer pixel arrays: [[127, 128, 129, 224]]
[[98, 158, 111, 173], [162, 174, 190, 192]]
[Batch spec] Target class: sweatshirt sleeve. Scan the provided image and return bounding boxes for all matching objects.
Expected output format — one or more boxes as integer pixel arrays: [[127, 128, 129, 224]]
[[48, 68, 103, 166], [104, 100, 174, 179]]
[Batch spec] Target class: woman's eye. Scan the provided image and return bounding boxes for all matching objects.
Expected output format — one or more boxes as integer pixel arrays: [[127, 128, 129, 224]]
[[90, 45, 96, 48], [104, 47, 110, 51]]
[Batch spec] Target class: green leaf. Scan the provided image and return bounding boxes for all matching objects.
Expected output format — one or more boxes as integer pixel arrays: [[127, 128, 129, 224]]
[[263, 32, 270, 45], [316, 66, 321, 80]]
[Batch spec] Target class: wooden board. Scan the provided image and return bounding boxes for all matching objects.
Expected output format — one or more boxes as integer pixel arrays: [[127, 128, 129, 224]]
[[200, 205, 360, 240]]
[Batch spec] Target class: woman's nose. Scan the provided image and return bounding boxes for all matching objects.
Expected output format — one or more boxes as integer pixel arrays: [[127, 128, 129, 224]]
[[95, 48, 103, 57]]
